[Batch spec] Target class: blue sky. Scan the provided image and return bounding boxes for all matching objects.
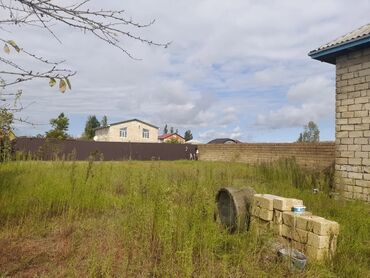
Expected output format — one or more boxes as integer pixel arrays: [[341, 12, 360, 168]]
[[4, 0, 370, 142]]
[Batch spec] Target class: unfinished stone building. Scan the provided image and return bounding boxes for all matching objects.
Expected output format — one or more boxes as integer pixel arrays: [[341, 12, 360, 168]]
[[309, 24, 370, 202]]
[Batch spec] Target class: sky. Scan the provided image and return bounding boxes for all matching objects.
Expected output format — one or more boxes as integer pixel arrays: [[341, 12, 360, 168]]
[[3, 0, 370, 143]]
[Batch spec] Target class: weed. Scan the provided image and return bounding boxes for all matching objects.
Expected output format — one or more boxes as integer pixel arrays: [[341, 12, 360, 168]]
[[0, 160, 368, 277]]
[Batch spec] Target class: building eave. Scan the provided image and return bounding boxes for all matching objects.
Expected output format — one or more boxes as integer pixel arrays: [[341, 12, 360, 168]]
[[309, 35, 370, 65]]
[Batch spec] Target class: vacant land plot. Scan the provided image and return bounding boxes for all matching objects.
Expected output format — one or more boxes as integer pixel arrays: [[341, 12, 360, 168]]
[[0, 160, 369, 277]]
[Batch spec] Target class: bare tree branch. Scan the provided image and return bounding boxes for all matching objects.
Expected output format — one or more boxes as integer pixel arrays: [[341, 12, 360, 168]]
[[0, 0, 169, 128]]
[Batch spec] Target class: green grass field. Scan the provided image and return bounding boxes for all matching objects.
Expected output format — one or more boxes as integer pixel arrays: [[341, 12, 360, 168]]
[[0, 160, 369, 277]]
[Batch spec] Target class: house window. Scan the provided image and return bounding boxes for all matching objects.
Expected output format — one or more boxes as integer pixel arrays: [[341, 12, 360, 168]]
[[143, 128, 149, 138], [119, 127, 127, 138]]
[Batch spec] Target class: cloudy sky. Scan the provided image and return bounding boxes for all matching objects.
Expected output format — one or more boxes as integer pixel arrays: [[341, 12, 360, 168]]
[[4, 0, 370, 142]]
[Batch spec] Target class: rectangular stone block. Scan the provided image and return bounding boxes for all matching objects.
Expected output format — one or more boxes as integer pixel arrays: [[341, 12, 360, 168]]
[[273, 210, 283, 224], [362, 116, 370, 123], [358, 68, 370, 76], [341, 112, 354, 118], [292, 228, 309, 243], [348, 63, 362, 72], [337, 105, 348, 112], [307, 232, 337, 249], [347, 76, 366, 86], [355, 124, 370, 130], [354, 96, 369, 104], [273, 197, 303, 211], [348, 104, 363, 111], [348, 158, 362, 165], [311, 218, 339, 236], [355, 151, 369, 158], [348, 172, 363, 179], [329, 235, 338, 253], [343, 191, 353, 199], [251, 206, 260, 217], [356, 179, 370, 187], [337, 67, 348, 74], [348, 91, 361, 99], [290, 240, 306, 252], [349, 131, 363, 137], [282, 211, 312, 227], [281, 224, 291, 238], [341, 138, 354, 144], [336, 131, 349, 138], [250, 216, 272, 232], [341, 98, 353, 105], [342, 177, 355, 185], [337, 118, 348, 124], [282, 212, 296, 227], [296, 215, 311, 230], [336, 157, 348, 164], [354, 192, 366, 201], [281, 225, 307, 243], [259, 208, 273, 221], [341, 73, 354, 80], [348, 117, 361, 124], [355, 83, 369, 91], [340, 151, 354, 158], [362, 145, 370, 151], [348, 144, 361, 151], [364, 130, 370, 137], [253, 194, 277, 210], [303, 215, 326, 232], [336, 93, 347, 100], [354, 110, 368, 117], [306, 246, 329, 261], [273, 224, 282, 236]]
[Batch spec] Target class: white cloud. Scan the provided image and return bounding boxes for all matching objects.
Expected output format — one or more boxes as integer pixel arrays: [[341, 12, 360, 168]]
[[230, 126, 242, 139], [198, 125, 244, 142], [255, 76, 335, 128]]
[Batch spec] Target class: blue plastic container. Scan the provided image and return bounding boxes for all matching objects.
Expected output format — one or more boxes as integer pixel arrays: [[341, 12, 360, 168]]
[[292, 205, 306, 213]]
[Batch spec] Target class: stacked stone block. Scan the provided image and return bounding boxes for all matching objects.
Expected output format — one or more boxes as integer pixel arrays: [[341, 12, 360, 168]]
[[336, 48, 370, 202], [251, 194, 339, 261]]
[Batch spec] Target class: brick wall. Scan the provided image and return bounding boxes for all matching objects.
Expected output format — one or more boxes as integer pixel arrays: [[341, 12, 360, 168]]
[[198, 143, 335, 170], [335, 48, 370, 202]]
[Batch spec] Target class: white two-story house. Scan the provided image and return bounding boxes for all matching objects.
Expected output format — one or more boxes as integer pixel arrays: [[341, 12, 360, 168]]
[[94, 119, 159, 143]]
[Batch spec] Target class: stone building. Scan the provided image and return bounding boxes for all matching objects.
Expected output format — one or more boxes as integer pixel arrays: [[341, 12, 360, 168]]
[[94, 119, 159, 143], [309, 24, 370, 202]]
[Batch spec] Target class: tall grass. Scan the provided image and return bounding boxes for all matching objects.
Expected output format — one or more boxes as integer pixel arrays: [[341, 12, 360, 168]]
[[0, 160, 369, 277]]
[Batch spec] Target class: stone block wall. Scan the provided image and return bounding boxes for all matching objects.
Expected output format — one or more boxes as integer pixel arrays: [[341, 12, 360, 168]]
[[336, 48, 370, 202], [198, 143, 335, 170], [251, 194, 339, 261]]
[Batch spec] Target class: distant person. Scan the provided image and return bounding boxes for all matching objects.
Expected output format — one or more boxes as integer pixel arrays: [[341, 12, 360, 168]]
[[195, 147, 199, 160], [185, 145, 191, 160]]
